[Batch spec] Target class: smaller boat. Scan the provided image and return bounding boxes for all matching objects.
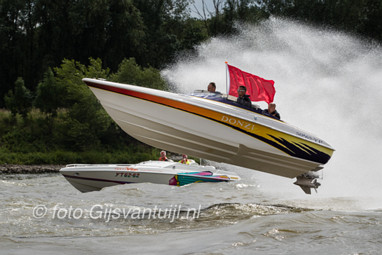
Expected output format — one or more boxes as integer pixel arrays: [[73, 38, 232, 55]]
[[60, 160, 240, 193]]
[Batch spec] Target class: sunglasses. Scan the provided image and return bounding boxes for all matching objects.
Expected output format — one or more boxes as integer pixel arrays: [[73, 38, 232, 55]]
[[238, 89, 246, 92]]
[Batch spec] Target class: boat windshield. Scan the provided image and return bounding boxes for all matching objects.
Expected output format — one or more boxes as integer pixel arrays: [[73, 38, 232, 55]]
[[190, 90, 267, 116]]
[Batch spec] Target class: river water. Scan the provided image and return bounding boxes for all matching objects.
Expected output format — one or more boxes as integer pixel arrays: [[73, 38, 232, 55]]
[[1, 168, 381, 255], [2, 18, 382, 254]]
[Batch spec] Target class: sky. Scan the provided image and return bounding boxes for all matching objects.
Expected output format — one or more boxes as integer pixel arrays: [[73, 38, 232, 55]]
[[189, 0, 224, 18]]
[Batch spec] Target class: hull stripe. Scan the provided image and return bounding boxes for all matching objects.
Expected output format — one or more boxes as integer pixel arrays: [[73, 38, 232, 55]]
[[62, 174, 134, 184]]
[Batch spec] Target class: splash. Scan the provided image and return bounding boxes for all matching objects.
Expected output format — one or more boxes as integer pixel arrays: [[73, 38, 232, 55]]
[[162, 17, 382, 208]]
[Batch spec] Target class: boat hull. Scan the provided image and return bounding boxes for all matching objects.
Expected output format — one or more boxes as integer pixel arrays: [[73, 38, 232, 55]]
[[83, 78, 334, 179], [60, 161, 240, 193]]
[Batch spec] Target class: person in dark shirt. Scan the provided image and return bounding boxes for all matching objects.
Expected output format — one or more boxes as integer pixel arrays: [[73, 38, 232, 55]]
[[207, 82, 216, 92], [236, 86, 252, 108], [262, 103, 281, 120]]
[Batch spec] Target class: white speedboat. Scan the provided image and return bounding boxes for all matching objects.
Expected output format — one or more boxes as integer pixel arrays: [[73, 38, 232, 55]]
[[60, 160, 240, 193], [83, 78, 335, 193]]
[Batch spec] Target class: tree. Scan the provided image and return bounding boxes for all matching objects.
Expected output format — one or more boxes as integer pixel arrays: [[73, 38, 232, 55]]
[[0, 0, 29, 107], [34, 68, 65, 117], [261, 0, 382, 41], [4, 77, 32, 118], [193, 0, 268, 36], [110, 58, 168, 90], [103, 0, 147, 71], [132, 0, 195, 67], [51, 58, 111, 151]]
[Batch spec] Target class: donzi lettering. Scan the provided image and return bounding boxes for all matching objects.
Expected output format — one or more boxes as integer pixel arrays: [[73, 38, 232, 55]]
[[221, 115, 256, 131]]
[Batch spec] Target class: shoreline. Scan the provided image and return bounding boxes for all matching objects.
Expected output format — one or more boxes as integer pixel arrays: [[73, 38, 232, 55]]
[[0, 164, 64, 174]]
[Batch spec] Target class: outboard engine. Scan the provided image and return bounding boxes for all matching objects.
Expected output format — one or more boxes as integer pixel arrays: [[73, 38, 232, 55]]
[[294, 172, 321, 194]]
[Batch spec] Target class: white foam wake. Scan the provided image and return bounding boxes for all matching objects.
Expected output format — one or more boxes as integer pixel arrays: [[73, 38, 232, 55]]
[[162, 17, 382, 209]]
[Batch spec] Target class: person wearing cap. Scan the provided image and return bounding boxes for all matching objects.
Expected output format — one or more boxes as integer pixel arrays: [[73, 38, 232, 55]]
[[159, 150, 169, 161], [179, 154, 191, 165], [236, 86, 252, 108]]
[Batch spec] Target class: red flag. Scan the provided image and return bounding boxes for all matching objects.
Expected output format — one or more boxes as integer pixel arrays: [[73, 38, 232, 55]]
[[227, 64, 275, 104]]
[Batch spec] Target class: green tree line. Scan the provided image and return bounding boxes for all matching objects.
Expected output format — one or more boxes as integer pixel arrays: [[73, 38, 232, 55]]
[[0, 57, 167, 164]]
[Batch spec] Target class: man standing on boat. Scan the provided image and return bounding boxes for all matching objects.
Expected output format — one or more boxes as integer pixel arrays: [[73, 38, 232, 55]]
[[236, 86, 252, 108], [159, 150, 170, 161], [179, 154, 191, 165]]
